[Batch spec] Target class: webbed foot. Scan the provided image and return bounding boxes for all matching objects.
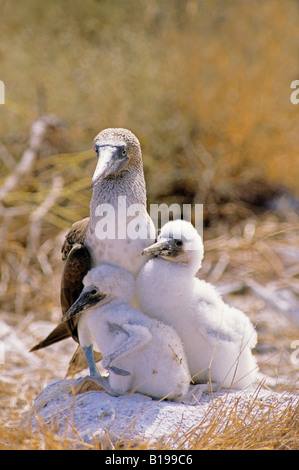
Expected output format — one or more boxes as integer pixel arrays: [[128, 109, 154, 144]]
[[73, 375, 120, 397], [73, 376, 105, 394]]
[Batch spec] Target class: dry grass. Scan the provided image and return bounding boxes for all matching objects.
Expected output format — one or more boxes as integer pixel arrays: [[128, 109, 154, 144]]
[[191, 394, 299, 450], [1, 0, 299, 450], [1, 381, 298, 450]]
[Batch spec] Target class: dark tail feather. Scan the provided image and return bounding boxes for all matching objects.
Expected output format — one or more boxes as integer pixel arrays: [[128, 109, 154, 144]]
[[30, 323, 71, 352]]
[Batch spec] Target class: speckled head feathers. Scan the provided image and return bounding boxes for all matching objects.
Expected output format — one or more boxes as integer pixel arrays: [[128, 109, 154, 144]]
[[159, 220, 204, 274], [160, 220, 203, 249], [83, 263, 135, 304], [94, 128, 141, 154]]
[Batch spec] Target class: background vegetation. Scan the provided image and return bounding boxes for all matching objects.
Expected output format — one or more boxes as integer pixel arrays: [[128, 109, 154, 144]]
[[0, 0, 298, 449], [2, 0, 299, 191]]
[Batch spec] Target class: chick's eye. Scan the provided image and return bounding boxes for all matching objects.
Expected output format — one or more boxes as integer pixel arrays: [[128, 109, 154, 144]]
[[175, 240, 183, 247]]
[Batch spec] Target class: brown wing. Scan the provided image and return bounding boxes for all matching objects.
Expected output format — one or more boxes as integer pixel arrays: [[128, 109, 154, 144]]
[[61, 217, 89, 262], [60, 243, 91, 341], [30, 218, 90, 352], [31, 216, 102, 376]]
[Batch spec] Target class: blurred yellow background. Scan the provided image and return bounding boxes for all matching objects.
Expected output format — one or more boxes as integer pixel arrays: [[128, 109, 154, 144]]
[[1, 0, 299, 192]]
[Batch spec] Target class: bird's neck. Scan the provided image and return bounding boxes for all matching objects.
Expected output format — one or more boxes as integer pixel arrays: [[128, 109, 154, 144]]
[[90, 166, 147, 211], [86, 166, 150, 261]]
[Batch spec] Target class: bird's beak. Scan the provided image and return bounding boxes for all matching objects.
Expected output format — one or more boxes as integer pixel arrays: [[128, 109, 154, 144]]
[[91, 145, 129, 188], [142, 239, 182, 259], [61, 286, 106, 322]]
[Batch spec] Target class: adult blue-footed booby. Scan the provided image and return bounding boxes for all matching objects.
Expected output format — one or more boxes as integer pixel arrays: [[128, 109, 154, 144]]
[[62, 263, 192, 401], [136, 220, 259, 390], [30, 129, 155, 372]]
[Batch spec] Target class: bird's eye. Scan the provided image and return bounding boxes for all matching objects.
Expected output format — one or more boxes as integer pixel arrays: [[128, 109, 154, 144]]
[[175, 240, 183, 247], [89, 289, 98, 296], [122, 149, 127, 156]]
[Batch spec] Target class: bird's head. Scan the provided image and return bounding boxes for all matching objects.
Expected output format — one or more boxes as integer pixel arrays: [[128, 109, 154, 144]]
[[61, 263, 134, 322], [142, 220, 204, 275], [91, 128, 142, 188]]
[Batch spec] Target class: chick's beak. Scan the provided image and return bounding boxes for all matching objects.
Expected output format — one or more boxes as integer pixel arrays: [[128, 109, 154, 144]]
[[142, 239, 182, 258], [61, 286, 106, 322]]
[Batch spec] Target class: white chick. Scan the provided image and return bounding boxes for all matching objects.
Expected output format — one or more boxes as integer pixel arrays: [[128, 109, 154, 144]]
[[62, 263, 193, 401], [136, 220, 259, 390]]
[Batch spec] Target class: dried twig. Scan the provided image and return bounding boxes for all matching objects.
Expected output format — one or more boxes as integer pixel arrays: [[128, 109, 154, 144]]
[[27, 174, 64, 256], [14, 174, 63, 314], [0, 115, 64, 202]]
